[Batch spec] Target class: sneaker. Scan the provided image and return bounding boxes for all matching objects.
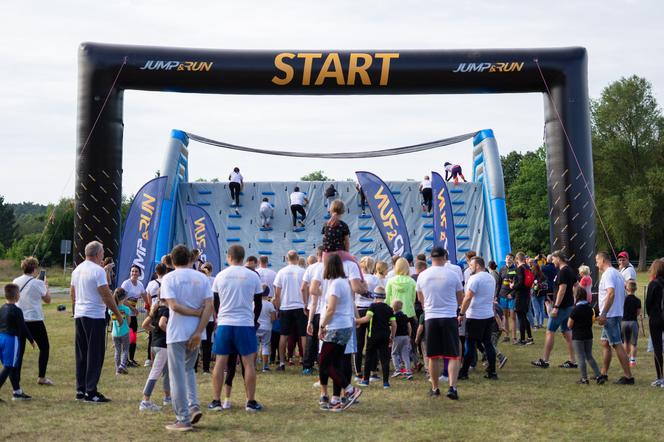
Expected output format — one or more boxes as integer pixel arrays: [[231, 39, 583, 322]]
[[319, 402, 332, 411], [144, 359, 152, 367], [165, 422, 193, 432], [75, 391, 85, 401], [525, 338, 534, 345], [139, 400, 161, 411], [163, 397, 172, 406], [484, 373, 498, 380], [438, 374, 449, 382], [190, 406, 203, 424], [288, 359, 295, 366], [276, 364, 285, 372], [127, 360, 139, 368], [37, 378, 54, 386], [576, 378, 589, 385], [208, 400, 222, 411], [446, 387, 459, 400], [391, 371, 402, 378], [498, 355, 508, 369], [312, 381, 321, 388], [596, 374, 608, 385], [613, 376, 635, 385], [319, 395, 329, 406], [369, 374, 380, 383], [629, 359, 637, 367], [84, 392, 111, 404], [429, 388, 441, 397], [302, 368, 313, 375], [383, 382, 391, 389], [512, 339, 520, 345], [222, 399, 232, 410], [558, 360, 578, 369], [650, 379, 664, 387], [515, 340, 526, 346], [263, 366, 271, 372], [531, 359, 550, 368], [245, 400, 263, 412], [12, 392, 32, 401], [357, 379, 370, 387], [404, 373, 414, 380], [458, 372, 469, 380], [329, 401, 344, 412], [343, 387, 362, 409]]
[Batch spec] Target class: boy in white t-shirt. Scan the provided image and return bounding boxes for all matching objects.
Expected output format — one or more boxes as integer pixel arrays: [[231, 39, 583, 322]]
[[259, 198, 274, 229], [256, 292, 276, 372]]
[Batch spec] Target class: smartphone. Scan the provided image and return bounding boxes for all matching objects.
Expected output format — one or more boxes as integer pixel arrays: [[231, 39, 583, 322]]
[[38, 270, 46, 280]]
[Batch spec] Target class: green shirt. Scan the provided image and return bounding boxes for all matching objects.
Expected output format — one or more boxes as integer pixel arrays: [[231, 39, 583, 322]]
[[385, 275, 417, 319]]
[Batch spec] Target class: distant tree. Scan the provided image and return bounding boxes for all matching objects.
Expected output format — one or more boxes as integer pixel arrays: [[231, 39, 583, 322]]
[[592, 75, 664, 270], [0, 196, 17, 249], [301, 170, 331, 181], [501, 151, 524, 191]]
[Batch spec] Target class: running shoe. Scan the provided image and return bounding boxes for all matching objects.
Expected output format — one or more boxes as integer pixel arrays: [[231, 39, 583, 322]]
[[576, 378, 589, 385], [84, 392, 110, 404], [404, 373, 414, 380], [498, 355, 508, 369], [222, 399, 232, 410], [357, 379, 370, 387], [165, 422, 193, 432], [263, 366, 271, 372], [596, 374, 608, 385], [276, 364, 286, 371], [12, 392, 32, 401], [531, 359, 550, 368], [208, 400, 222, 411], [163, 397, 172, 407], [484, 373, 498, 380], [144, 359, 152, 367], [446, 387, 459, 400], [329, 402, 344, 412], [391, 371, 402, 378], [37, 378, 54, 386], [613, 376, 635, 385], [139, 401, 161, 411], [429, 388, 441, 397], [319, 395, 329, 406], [438, 374, 449, 382], [319, 402, 331, 411], [525, 338, 534, 345], [369, 374, 380, 383], [127, 360, 139, 368], [650, 379, 664, 387], [245, 400, 263, 412], [558, 360, 578, 369], [343, 387, 362, 409], [302, 368, 313, 375], [312, 381, 321, 388], [190, 406, 203, 424], [383, 382, 391, 389], [75, 391, 85, 401]]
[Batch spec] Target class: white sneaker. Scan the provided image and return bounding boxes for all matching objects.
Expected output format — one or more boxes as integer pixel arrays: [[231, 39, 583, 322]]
[[438, 374, 449, 382], [139, 401, 161, 411], [222, 400, 232, 410], [651, 379, 664, 387], [144, 360, 152, 367], [163, 397, 172, 406], [312, 381, 321, 388]]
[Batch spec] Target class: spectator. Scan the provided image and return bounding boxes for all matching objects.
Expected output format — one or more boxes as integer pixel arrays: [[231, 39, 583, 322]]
[[578, 265, 593, 303], [618, 251, 637, 285], [645, 259, 664, 386], [622, 281, 642, 368], [568, 285, 601, 384], [511, 252, 533, 345]]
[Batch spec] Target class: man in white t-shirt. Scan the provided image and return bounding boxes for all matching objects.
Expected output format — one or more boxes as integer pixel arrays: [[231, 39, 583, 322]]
[[416, 246, 463, 400], [419, 175, 433, 214], [209, 245, 264, 413], [70, 241, 123, 404], [228, 167, 244, 209], [302, 247, 324, 374], [596, 251, 634, 385], [161, 245, 213, 431], [445, 260, 464, 286], [289, 186, 309, 228], [256, 256, 277, 299], [274, 251, 306, 371], [259, 197, 274, 228], [617, 251, 637, 285], [458, 256, 498, 380]]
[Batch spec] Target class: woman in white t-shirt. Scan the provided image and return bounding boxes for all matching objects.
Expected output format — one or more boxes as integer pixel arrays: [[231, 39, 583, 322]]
[[13, 257, 53, 385], [419, 175, 433, 214], [289, 186, 309, 228], [317, 254, 362, 411], [120, 265, 148, 367], [228, 167, 244, 208]]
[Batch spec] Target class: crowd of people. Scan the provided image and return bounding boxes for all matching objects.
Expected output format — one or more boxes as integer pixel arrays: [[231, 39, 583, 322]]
[[2, 190, 664, 431]]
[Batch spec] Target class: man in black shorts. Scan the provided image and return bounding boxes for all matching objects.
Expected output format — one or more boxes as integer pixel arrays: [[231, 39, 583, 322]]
[[416, 246, 464, 399]]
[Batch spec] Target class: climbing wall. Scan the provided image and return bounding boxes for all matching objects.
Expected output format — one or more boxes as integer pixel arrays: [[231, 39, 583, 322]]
[[172, 181, 491, 270]]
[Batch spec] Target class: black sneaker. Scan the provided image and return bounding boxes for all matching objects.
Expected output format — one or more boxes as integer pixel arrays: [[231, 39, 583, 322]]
[[516, 340, 527, 346], [208, 400, 222, 411], [484, 373, 498, 380], [245, 400, 263, 412], [525, 338, 534, 345], [531, 359, 550, 368], [190, 407, 203, 424], [84, 392, 111, 404], [318, 395, 329, 406], [12, 392, 32, 401], [596, 375, 608, 385], [614, 376, 635, 385], [498, 355, 508, 369], [559, 360, 578, 369], [75, 391, 85, 401], [446, 387, 459, 400], [576, 378, 589, 385], [127, 360, 139, 368], [276, 364, 285, 372], [429, 388, 441, 397], [458, 372, 469, 380]]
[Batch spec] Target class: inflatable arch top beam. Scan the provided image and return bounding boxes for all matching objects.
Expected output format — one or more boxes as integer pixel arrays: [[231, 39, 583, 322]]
[[75, 43, 594, 268]]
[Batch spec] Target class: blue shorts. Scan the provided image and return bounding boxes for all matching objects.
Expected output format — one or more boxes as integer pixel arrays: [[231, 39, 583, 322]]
[[0, 333, 20, 368], [547, 306, 573, 333], [498, 297, 515, 311], [212, 325, 257, 357], [601, 316, 623, 345]]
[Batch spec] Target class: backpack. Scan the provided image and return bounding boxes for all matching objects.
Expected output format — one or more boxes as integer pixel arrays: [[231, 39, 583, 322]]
[[523, 267, 535, 289]]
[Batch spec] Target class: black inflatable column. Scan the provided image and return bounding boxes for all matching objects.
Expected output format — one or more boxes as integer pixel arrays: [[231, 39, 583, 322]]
[[74, 45, 125, 263]]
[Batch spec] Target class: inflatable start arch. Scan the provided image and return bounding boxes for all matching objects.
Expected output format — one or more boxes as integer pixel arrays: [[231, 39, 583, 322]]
[[75, 44, 594, 268]]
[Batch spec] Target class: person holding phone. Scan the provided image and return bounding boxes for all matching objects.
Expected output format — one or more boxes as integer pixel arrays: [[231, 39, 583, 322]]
[[13, 256, 53, 387]]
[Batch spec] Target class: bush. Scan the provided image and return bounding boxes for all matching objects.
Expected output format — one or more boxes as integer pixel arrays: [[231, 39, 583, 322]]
[[7, 233, 52, 265]]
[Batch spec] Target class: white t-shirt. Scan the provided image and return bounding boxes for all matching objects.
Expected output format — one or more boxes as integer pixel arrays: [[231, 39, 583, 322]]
[[445, 164, 454, 173], [71, 260, 109, 319], [313, 261, 361, 316], [258, 299, 276, 331], [121, 279, 145, 316], [463, 267, 472, 285], [14, 275, 47, 322], [160, 268, 213, 344], [213, 265, 263, 327], [598, 266, 626, 318], [356, 273, 379, 308], [303, 261, 323, 312], [256, 267, 277, 298], [421, 179, 432, 190], [290, 191, 306, 206], [620, 265, 637, 282], [229, 171, 243, 183], [274, 264, 305, 310], [445, 262, 464, 285], [259, 202, 273, 213], [324, 278, 354, 330], [465, 271, 496, 319], [416, 265, 463, 319], [145, 279, 162, 301]]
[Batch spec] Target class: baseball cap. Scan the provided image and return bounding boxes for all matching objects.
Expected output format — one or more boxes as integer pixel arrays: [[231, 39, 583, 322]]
[[617, 251, 629, 260], [430, 246, 447, 258], [372, 286, 386, 298]]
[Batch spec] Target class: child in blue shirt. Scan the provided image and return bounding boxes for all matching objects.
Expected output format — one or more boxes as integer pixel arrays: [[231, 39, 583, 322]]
[[110, 288, 132, 375]]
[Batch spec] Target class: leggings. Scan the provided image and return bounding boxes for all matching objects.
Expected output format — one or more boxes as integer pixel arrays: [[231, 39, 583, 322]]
[[319, 341, 347, 397], [287, 332, 303, 360], [143, 346, 170, 397], [516, 310, 532, 341], [17, 321, 50, 380], [225, 353, 245, 387], [572, 339, 600, 380], [0, 366, 19, 391], [129, 316, 138, 361], [364, 336, 390, 383], [229, 182, 241, 206], [290, 204, 306, 226], [354, 308, 369, 374], [649, 319, 664, 379], [201, 321, 215, 372]]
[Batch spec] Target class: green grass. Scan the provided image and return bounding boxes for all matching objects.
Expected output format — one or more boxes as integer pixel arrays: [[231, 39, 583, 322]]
[[1, 292, 663, 442]]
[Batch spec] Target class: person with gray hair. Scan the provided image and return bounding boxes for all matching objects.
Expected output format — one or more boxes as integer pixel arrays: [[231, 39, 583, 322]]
[[70, 241, 124, 403]]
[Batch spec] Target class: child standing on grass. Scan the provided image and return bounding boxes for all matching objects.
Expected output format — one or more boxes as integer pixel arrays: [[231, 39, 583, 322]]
[[356, 287, 396, 388], [391, 300, 413, 379], [110, 288, 132, 375], [0, 284, 35, 401], [256, 292, 276, 372], [568, 285, 601, 384], [622, 281, 643, 367], [321, 200, 363, 280], [139, 296, 171, 411]]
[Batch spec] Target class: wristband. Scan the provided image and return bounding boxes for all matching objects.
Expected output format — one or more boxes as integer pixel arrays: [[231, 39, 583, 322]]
[[554, 305, 560, 309], [458, 313, 465, 316]]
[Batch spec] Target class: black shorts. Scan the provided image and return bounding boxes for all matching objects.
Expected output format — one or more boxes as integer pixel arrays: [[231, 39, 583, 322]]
[[279, 308, 307, 337], [425, 317, 460, 359], [465, 317, 494, 342]]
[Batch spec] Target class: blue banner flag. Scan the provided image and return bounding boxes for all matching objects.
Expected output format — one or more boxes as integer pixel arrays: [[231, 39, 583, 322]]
[[187, 204, 222, 275], [116, 176, 168, 286], [355, 171, 412, 257], [431, 171, 457, 264]]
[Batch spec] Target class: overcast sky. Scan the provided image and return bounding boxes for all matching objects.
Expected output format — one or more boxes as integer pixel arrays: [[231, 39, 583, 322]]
[[1, 0, 662, 204]]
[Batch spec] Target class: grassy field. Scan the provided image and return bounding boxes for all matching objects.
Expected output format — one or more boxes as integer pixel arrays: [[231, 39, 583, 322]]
[[0, 262, 661, 440]]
